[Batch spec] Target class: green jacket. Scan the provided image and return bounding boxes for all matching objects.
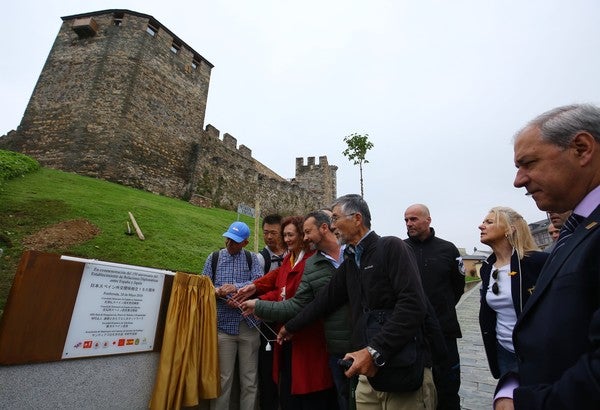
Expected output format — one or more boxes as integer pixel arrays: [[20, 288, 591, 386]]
[[255, 250, 352, 354]]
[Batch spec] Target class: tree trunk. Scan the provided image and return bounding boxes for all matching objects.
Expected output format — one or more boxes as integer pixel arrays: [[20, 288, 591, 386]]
[[359, 161, 364, 197]]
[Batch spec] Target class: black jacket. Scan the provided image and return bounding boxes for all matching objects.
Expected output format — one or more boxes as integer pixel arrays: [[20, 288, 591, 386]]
[[286, 231, 428, 364], [405, 228, 464, 338], [479, 250, 547, 379]]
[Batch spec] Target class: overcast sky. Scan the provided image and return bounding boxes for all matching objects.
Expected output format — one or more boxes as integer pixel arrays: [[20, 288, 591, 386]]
[[2, 0, 600, 253]]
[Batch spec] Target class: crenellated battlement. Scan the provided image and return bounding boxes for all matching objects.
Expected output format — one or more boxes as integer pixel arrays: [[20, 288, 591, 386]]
[[295, 155, 334, 171], [202, 125, 252, 158]]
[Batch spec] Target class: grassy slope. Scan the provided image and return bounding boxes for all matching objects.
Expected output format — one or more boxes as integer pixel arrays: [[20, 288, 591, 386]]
[[0, 167, 259, 313]]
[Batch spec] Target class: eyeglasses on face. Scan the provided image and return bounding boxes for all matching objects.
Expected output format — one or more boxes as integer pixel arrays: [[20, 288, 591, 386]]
[[331, 212, 357, 223], [491, 269, 499, 295]]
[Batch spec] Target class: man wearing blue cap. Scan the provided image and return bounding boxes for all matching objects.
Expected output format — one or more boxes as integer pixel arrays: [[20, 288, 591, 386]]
[[202, 221, 263, 410]]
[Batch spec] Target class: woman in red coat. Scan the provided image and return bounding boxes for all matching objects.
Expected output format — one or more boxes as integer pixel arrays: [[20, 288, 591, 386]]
[[250, 215, 335, 410]]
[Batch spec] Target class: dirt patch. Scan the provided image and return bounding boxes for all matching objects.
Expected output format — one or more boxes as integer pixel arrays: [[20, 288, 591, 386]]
[[22, 219, 101, 251]]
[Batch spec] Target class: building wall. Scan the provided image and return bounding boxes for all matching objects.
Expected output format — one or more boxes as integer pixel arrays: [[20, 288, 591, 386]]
[[528, 219, 552, 251], [463, 258, 484, 278], [190, 125, 325, 215], [0, 9, 335, 214]]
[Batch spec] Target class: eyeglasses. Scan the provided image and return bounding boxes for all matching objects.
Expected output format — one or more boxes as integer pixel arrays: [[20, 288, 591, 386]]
[[491, 269, 499, 295], [331, 212, 357, 223]]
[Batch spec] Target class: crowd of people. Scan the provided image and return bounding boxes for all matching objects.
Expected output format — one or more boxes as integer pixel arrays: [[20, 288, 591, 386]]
[[201, 103, 600, 410]]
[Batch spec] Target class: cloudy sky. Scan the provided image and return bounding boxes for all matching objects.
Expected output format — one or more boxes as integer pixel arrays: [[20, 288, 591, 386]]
[[2, 0, 600, 253]]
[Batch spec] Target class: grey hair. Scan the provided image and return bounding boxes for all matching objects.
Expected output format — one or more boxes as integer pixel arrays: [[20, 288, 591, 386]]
[[305, 210, 332, 230], [331, 194, 372, 229], [520, 103, 600, 148]]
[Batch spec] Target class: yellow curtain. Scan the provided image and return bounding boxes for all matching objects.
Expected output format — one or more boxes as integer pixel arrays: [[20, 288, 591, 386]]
[[150, 272, 220, 409]]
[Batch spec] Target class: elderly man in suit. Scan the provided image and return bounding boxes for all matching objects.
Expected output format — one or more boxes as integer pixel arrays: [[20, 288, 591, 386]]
[[500, 104, 600, 409]]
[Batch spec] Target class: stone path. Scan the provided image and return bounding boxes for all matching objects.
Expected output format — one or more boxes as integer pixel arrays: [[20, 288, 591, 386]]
[[457, 282, 497, 409]]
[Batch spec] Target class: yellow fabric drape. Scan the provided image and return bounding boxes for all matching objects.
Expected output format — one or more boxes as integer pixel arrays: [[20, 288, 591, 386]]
[[150, 272, 220, 409]]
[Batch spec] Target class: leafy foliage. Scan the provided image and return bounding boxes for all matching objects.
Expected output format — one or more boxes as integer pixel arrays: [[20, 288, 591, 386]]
[[0, 150, 40, 182], [342, 133, 374, 166], [342, 133, 374, 197]]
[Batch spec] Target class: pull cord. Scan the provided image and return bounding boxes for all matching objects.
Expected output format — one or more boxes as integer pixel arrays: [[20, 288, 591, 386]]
[[217, 296, 279, 350]]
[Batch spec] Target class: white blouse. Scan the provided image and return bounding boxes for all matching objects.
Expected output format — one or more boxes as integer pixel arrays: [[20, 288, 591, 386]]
[[486, 263, 517, 353]]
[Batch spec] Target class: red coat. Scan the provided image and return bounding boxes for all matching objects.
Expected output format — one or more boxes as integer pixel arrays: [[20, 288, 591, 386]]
[[257, 250, 333, 395]]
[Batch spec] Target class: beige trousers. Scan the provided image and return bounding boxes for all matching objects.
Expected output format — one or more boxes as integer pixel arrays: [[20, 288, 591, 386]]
[[354, 367, 437, 410], [210, 322, 261, 410]]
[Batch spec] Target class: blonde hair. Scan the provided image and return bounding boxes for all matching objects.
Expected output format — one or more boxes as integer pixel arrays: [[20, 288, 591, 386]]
[[489, 206, 539, 259]]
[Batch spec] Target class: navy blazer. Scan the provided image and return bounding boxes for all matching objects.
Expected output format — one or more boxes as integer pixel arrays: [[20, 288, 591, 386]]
[[479, 250, 548, 379], [512, 204, 600, 409]]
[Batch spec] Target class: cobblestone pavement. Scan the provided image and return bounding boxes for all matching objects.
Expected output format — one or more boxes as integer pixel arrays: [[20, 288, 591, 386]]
[[457, 282, 497, 409]]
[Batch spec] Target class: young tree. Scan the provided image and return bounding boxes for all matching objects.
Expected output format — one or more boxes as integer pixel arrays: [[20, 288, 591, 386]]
[[342, 133, 374, 197]]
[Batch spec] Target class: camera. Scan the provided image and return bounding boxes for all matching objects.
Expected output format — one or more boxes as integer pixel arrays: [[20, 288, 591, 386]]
[[337, 358, 354, 370]]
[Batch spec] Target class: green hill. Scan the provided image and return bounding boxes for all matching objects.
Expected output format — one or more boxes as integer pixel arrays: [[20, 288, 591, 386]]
[[0, 150, 261, 314]]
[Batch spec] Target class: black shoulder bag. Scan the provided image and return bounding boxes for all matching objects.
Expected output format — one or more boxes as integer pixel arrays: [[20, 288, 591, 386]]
[[362, 310, 425, 392]]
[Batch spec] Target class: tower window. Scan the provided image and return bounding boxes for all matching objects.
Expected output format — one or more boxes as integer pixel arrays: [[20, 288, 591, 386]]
[[146, 24, 158, 36], [113, 12, 124, 26], [170, 41, 181, 54], [192, 59, 200, 69]]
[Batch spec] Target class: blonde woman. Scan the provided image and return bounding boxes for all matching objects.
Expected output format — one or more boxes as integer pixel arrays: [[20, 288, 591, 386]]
[[478, 206, 548, 379]]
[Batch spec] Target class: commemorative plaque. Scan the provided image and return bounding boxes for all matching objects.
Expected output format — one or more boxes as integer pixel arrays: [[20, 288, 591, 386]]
[[62, 259, 167, 359]]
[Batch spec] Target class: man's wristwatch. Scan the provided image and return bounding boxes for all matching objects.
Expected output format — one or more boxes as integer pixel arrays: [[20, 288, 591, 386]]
[[366, 346, 386, 367]]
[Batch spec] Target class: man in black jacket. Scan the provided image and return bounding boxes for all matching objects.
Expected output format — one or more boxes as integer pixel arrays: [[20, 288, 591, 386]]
[[278, 194, 436, 409], [404, 203, 464, 410]]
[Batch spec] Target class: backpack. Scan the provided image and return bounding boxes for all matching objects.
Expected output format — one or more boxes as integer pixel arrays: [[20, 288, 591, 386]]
[[259, 247, 271, 273], [210, 249, 253, 282]]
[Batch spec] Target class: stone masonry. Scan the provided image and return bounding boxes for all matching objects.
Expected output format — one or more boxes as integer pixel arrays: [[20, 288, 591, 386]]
[[0, 9, 336, 215]]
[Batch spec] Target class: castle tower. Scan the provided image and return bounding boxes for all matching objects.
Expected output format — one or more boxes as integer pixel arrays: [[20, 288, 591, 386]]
[[2, 9, 213, 196], [295, 156, 338, 207], [0, 9, 338, 214]]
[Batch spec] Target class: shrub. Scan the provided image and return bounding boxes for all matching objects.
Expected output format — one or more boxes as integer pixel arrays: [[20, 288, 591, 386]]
[[0, 150, 40, 182]]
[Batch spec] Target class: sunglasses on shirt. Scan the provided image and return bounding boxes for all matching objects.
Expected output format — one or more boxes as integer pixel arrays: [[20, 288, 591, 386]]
[[491, 269, 499, 295]]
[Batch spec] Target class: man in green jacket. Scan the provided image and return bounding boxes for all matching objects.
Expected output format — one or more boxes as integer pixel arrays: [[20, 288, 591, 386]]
[[241, 210, 352, 410]]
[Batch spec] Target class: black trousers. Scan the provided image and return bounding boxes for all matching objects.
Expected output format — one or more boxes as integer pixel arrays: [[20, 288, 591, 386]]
[[433, 337, 461, 410]]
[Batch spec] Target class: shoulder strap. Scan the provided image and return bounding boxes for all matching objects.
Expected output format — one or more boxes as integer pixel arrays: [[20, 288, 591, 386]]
[[212, 249, 253, 282], [259, 248, 271, 273], [244, 249, 253, 271], [210, 250, 219, 282]]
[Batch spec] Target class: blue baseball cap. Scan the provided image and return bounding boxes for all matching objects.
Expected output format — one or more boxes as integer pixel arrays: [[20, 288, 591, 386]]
[[223, 221, 250, 243]]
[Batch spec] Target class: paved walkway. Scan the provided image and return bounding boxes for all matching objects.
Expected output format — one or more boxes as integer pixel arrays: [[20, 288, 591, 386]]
[[457, 282, 497, 409]]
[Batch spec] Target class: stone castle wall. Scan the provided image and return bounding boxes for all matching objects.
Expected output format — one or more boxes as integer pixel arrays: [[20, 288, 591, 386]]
[[0, 9, 336, 215]]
